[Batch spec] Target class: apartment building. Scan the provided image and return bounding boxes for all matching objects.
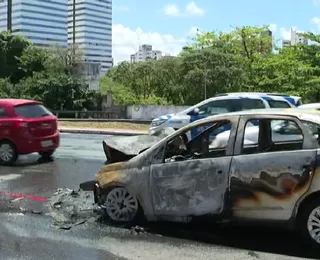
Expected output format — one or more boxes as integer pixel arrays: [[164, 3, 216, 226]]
[[68, 0, 113, 72], [282, 28, 308, 47], [0, 0, 68, 47], [130, 44, 165, 63]]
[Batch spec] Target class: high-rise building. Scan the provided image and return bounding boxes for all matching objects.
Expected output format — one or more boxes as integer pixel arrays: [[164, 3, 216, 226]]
[[0, 0, 68, 47], [130, 44, 166, 63], [68, 0, 113, 73]]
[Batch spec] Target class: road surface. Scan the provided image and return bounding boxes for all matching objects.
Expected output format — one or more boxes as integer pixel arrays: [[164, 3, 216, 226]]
[[0, 133, 319, 260]]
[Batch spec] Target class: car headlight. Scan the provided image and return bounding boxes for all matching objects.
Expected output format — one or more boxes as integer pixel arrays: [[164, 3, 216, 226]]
[[151, 119, 168, 127]]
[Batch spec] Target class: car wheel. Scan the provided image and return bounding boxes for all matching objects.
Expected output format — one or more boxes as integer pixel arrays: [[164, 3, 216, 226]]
[[39, 150, 55, 159], [100, 187, 141, 224], [298, 198, 320, 249], [0, 140, 18, 165]]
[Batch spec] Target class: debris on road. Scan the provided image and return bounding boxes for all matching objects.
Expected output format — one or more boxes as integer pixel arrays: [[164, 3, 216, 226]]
[[10, 197, 24, 203], [130, 225, 148, 235], [248, 251, 260, 258], [46, 188, 101, 230]]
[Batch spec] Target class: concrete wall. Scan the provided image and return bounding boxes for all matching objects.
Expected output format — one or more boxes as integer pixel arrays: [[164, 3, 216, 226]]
[[127, 105, 189, 120]]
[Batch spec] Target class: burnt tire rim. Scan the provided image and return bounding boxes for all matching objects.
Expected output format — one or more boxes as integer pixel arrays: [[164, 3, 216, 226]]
[[104, 187, 138, 222], [0, 143, 14, 162], [307, 206, 320, 243]]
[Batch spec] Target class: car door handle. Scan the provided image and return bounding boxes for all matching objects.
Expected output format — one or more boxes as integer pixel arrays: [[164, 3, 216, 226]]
[[217, 170, 223, 174]]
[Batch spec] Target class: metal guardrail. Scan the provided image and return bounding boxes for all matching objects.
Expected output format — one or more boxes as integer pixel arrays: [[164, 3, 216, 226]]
[[58, 118, 151, 124]]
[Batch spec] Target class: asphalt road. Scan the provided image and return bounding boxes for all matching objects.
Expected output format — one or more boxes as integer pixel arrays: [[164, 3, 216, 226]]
[[0, 133, 319, 260]]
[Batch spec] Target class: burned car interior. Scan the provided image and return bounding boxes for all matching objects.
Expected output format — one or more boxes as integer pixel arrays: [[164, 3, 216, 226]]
[[162, 116, 320, 163], [163, 120, 231, 162]]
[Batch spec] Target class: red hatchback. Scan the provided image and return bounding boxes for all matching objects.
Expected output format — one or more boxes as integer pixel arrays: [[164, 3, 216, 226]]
[[0, 99, 60, 165]]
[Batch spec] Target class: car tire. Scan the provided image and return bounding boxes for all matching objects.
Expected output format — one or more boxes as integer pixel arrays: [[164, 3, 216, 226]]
[[298, 197, 320, 249], [0, 140, 18, 165], [100, 187, 143, 225], [39, 150, 55, 159]]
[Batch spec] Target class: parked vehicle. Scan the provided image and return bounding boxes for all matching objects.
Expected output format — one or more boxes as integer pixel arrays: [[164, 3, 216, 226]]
[[298, 103, 320, 110], [0, 99, 60, 165], [216, 92, 303, 106], [149, 93, 300, 139], [82, 108, 320, 248]]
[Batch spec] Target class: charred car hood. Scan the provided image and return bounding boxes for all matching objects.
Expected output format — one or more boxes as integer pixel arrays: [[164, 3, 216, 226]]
[[102, 127, 175, 163]]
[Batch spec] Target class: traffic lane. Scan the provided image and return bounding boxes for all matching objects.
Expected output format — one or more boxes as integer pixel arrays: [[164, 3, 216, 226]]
[[0, 133, 107, 212], [0, 133, 107, 198], [144, 221, 320, 259], [0, 212, 127, 260], [0, 212, 307, 260]]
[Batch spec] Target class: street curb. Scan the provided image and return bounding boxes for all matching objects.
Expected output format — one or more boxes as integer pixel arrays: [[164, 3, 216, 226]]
[[58, 118, 151, 124], [59, 128, 148, 136]]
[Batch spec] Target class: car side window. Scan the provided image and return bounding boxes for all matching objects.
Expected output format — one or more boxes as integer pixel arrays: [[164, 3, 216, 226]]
[[163, 120, 233, 163], [237, 98, 265, 110], [0, 107, 7, 118], [197, 100, 233, 116], [241, 118, 304, 155], [267, 100, 291, 108]]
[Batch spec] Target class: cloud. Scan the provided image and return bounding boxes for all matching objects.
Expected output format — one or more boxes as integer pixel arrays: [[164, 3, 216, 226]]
[[280, 28, 291, 40], [313, 0, 320, 5], [112, 24, 189, 64], [280, 26, 298, 40], [187, 26, 200, 37], [268, 24, 277, 32], [163, 1, 205, 17], [185, 2, 205, 16], [312, 17, 320, 30], [163, 4, 180, 16], [114, 5, 129, 12]]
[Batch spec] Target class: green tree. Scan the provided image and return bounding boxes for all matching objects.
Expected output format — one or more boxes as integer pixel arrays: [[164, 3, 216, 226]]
[[16, 45, 49, 78], [17, 72, 89, 110], [0, 78, 15, 98], [0, 31, 30, 83]]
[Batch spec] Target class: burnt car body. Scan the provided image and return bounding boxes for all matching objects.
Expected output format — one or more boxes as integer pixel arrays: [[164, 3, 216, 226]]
[[82, 108, 320, 248], [102, 127, 176, 163]]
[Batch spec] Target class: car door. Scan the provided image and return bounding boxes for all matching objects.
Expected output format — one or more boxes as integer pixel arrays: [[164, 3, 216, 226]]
[[0, 106, 9, 138], [230, 115, 317, 221], [149, 118, 239, 218]]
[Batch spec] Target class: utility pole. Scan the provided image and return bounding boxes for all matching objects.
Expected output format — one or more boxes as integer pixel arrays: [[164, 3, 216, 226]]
[[72, 0, 75, 47], [7, 0, 12, 32], [204, 68, 207, 100]]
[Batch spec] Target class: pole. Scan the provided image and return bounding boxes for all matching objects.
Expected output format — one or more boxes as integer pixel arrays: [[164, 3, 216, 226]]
[[204, 67, 208, 100], [72, 0, 75, 46], [7, 0, 12, 32]]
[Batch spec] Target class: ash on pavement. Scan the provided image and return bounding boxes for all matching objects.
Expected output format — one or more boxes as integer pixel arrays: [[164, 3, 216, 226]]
[[47, 188, 101, 230]]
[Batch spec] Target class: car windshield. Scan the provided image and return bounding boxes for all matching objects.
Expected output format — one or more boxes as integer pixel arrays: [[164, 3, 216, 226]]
[[14, 104, 53, 118]]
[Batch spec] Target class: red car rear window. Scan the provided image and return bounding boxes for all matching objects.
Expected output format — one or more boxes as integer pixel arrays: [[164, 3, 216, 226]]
[[14, 104, 53, 118]]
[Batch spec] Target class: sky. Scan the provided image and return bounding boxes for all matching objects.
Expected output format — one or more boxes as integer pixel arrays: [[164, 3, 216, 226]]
[[112, 0, 320, 64]]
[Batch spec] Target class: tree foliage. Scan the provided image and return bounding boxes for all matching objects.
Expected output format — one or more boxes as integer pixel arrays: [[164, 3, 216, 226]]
[[3, 26, 320, 110], [101, 25, 320, 105], [0, 31, 90, 110]]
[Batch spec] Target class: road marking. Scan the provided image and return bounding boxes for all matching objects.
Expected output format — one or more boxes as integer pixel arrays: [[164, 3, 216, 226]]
[[0, 174, 21, 181], [0, 191, 47, 202]]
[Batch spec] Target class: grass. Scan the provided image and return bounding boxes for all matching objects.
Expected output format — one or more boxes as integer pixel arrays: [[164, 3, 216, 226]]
[[58, 121, 150, 131]]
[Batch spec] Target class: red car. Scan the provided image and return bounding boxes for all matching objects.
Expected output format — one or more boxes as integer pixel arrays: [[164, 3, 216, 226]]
[[0, 99, 60, 165]]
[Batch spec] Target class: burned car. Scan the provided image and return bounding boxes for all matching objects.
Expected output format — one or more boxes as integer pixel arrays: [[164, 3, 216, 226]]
[[81, 108, 320, 249]]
